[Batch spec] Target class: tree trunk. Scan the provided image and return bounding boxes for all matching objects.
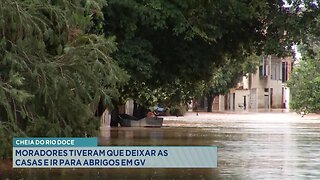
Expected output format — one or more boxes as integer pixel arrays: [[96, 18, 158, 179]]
[[133, 103, 148, 119], [110, 100, 119, 127], [206, 94, 219, 112], [133, 100, 138, 115], [206, 94, 214, 112], [94, 97, 105, 117]]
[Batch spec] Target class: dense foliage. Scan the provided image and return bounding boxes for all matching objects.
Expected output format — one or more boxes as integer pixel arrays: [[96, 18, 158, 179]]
[[287, 1, 320, 114], [0, 0, 127, 157], [288, 57, 320, 114], [102, 1, 265, 106], [288, 36, 320, 114], [102, 0, 317, 109], [1, 0, 319, 157]]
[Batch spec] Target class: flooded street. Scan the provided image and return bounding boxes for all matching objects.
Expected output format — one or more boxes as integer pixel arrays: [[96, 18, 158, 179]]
[[2, 112, 320, 179]]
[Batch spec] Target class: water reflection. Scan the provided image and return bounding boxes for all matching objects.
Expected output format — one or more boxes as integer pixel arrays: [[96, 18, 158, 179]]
[[2, 114, 320, 179]]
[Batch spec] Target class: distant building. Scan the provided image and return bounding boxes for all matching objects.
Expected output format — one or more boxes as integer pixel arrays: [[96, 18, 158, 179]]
[[211, 55, 294, 111]]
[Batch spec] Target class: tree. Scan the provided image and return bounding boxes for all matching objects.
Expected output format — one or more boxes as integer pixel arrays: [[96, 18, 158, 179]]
[[286, 2, 320, 114], [1, 0, 318, 158], [102, 0, 314, 111], [288, 57, 320, 114], [0, 0, 128, 157], [287, 29, 320, 114]]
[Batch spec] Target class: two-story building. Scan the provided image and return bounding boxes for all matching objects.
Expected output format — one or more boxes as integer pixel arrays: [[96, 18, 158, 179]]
[[211, 55, 294, 111]]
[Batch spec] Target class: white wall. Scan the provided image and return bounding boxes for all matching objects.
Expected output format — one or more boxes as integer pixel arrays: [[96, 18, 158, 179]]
[[283, 87, 290, 109], [125, 99, 134, 115], [234, 90, 250, 111], [243, 75, 249, 89], [219, 95, 225, 111]]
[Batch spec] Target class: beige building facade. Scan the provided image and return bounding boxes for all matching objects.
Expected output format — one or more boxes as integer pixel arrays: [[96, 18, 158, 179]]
[[212, 55, 294, 111]]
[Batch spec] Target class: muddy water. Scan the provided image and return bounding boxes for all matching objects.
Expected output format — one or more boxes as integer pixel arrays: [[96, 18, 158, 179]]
[[1, 113, 320, 179]]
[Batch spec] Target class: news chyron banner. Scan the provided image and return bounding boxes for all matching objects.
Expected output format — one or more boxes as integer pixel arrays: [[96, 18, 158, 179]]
[[13, 138, 217, 168]]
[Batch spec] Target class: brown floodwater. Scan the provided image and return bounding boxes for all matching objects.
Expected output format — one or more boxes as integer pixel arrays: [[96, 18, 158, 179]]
[[1, 112, 320, 179]]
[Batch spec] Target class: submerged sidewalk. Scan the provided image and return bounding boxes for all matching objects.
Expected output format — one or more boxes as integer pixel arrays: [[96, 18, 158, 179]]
[[162, 111, 320, 127]]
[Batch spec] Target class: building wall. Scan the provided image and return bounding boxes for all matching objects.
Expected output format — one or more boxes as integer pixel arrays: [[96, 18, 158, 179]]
[[249, 55, 284, 109], [218, 95, 225, 111], [210, 55, 294, 111], [252, 74, 266, 108], [269, 79, 283, 108], [281, 56, 294, 109], [233, 89, 250, 111], [219, 89, 249, 111], [284, 87, 290, 108], [249, 88, 257, 109], [212, 96, 220, 111], [243, 76, 249, 89]]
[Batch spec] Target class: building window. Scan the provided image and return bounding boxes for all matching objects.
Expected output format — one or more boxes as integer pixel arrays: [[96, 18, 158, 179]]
[[279, 62, 282, 81], [282, 62, 286, 82], [270, 61, 282, 81], [259, 57, 268, 78], [259, 65, 263, 77], [282, 62, 289, 82]]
